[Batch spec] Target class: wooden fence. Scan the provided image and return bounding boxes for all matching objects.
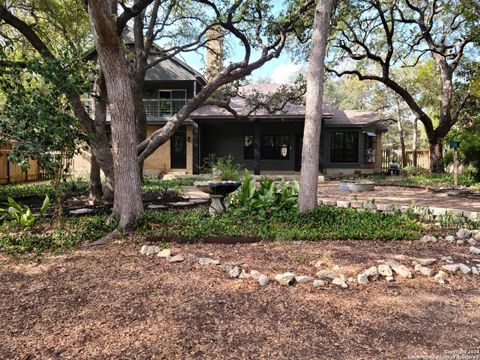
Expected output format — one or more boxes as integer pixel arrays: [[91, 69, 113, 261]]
[[382, 149, 430, 172], [0, 146, 47, 185]]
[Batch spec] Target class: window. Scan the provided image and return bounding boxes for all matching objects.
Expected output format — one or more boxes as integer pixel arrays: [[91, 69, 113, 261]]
[[158, 90, 187, 116], [364, 133, 376, 163], [330, 131, 359, 162], [244, 135, 254, 159], [261, 135, 290, 160]]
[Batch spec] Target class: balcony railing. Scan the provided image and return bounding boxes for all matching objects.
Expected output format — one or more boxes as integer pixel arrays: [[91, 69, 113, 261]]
[[143, 98, 187, 118]]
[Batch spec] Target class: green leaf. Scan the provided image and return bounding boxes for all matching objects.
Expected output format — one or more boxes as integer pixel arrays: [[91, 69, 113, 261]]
[[40, 194, 50, 216]]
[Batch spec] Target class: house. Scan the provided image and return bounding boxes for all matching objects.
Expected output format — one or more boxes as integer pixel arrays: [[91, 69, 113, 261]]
[[72, 33, 387, 177]]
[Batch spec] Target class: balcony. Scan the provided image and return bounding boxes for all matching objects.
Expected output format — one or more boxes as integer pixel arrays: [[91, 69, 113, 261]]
[[143, 98, 187, 118]]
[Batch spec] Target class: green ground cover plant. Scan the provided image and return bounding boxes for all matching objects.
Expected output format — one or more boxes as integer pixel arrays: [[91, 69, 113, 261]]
[[0, 214, 117, 255], [135, 206, 423, 241]]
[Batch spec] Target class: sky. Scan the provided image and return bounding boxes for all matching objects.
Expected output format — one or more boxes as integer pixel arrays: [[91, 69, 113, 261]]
[[178, 45, 305, 84], [174, 1, 307, 84]]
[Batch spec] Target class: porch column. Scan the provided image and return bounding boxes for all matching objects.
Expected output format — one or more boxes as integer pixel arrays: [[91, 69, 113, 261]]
[[374, 131, 382, 173], [253, 119, 261, 175], [192, 121, 200, 174]]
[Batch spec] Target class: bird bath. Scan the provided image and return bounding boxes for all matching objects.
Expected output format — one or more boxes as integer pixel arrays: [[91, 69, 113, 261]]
[[194, 173, 240, 216], [338, 181, 375, 192]]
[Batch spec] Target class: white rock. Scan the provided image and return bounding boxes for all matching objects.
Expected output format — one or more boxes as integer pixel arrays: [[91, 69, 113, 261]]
[[157, 249, 172, 258], [295, 275, 314, 284], [386, 260, 412, 279], [313, 260, 325, 268], [239, 269, 250, 279], [378, 264, 393, 278], [469, 246, 480, 255], [472, 266, 479, 275], [229, 266, 241, 278], [456, 228, 471, 240], [250, 270, 261, 280], [198, 257, 220, 266], [412, 258, 436, 266], [434, 271, 448, 284], [275, 272, 296, 286], [445, 235, 456, 243], [442, 264, 460, 273], [332, 265, 340, 272], [458, 263, 472, 274], [414, 264, 433, 277], [357, 272, 369, 285], [140, 245, 148, 255], [167, 255, 184, 263], [441, 256, 454, 263], [332, 277, 348, 288], [474, 232, 480, 242], [221, 263, 235, 272], [467, 238, 477, 246], [456, 240, 465, 245], [313, 279, 326, 287], [385, 276, 394, 282], [316, 270, 338, 281], [145, 245, 160, 256], [258, 274, 269, 286], [420, 235, 437, 243]]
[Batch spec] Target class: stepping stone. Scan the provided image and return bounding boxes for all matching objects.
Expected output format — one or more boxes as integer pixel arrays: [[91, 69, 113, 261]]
[[147, 204, 168, 209], [332, 277, 348, 288], [70, 208, 94, 215], [458, 263, 471, 274], [414, 264, 433, 277]]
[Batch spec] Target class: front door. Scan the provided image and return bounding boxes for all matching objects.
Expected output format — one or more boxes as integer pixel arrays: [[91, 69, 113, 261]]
[[171, 132, 187, 168], [295, 134, 303, 171]]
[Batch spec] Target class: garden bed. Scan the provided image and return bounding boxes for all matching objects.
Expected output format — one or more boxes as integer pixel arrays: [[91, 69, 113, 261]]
[[1, 239, 478, 359]]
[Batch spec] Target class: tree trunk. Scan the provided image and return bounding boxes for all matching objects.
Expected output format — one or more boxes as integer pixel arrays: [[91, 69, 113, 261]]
[[93, 72, 114, 200], [412, 118, 418, 167], [298, 0, 334, 213], [429, 138, 444, 173], [132, 73, 147, 179], [88, 0, 143, 228], [396, 99, 407, 168], [89, 153, 103, 201]]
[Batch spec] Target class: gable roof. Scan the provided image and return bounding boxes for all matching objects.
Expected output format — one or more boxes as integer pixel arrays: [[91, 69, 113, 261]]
[[122, 29, 206, 83]]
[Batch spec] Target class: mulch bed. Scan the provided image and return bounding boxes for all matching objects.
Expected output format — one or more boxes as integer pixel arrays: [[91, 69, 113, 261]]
[[1, 238, 479, 359]]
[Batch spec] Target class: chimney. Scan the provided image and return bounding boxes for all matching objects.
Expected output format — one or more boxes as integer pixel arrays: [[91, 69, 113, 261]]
[[205, 26, 224, 81]]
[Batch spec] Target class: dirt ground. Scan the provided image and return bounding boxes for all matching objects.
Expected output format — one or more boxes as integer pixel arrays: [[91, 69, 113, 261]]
[[317, 182, 480, 212], [1, 238, 480, 360]]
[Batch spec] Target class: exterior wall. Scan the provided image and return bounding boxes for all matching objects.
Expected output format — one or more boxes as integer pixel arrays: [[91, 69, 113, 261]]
[[71, 125, 193, 178], [143, 125, 192, 176], [199, 120, 383, 175], [199, 120, 302, 172]]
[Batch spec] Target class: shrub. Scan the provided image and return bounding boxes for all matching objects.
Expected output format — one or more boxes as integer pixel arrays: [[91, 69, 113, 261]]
[[228, 171, 299, 219], [201, 154, 242, 180], [0, 195, 50, 229]]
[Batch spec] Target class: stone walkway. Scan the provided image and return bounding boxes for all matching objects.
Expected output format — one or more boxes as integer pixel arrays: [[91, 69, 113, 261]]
[[318, 181, 480, 213]]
